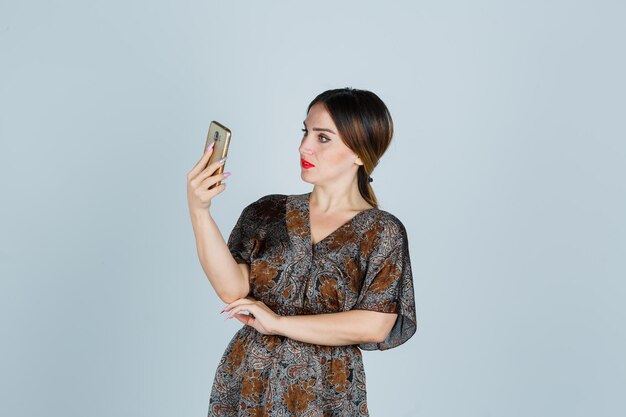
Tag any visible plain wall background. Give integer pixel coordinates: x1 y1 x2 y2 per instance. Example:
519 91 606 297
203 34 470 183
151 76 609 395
1 1 624 416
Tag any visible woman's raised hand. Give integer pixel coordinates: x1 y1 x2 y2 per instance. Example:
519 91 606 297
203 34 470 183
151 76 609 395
186 142 231 212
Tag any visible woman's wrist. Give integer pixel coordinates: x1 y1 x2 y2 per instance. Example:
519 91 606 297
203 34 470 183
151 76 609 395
272 315 287 337
190 207 213 222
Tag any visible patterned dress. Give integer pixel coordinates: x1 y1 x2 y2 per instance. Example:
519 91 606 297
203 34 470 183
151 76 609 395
208 192 417 417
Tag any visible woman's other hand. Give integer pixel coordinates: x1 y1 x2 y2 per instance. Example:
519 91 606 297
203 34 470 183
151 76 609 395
186 142 231 212
221 296 282 336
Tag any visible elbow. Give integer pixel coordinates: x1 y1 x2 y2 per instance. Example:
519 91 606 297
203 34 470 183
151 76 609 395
215 266 251 304
217 289 248 304
360 324 390 345
368 313 398 344
370 329 390 344
360 330 387 345
216 279 249 303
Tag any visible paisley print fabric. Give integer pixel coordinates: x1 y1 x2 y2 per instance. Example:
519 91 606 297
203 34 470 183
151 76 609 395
208 192 417 416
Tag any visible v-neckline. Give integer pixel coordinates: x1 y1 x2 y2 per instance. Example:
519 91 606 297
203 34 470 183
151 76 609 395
304 192 377 248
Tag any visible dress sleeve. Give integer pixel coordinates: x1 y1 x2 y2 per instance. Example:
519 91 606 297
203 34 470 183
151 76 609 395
354 218 417 351
227 202 258 265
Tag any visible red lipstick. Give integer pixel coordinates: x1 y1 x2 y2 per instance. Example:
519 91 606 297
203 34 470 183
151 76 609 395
301 158 315 169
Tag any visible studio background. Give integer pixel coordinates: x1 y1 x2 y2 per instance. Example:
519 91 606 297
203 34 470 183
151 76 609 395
1 1 624 416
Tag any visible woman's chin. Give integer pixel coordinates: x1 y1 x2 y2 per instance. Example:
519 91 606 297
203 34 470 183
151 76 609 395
300 174 314 184
300 170 318 184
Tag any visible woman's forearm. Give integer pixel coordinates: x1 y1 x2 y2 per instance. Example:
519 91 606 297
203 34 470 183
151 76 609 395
190 209 249 303
274 309 397 346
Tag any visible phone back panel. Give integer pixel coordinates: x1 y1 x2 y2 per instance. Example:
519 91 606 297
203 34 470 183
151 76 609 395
205 121 232 189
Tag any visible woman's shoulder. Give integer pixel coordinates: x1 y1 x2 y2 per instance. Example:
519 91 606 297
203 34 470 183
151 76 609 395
241 193 289 220
367 208 409 239
249 193 289 206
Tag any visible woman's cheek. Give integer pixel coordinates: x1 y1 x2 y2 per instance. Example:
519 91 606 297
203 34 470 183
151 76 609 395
327 148 354 166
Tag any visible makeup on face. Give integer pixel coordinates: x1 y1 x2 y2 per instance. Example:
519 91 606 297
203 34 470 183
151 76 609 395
299 104 336 170
299 103 359 183
301 158 315 169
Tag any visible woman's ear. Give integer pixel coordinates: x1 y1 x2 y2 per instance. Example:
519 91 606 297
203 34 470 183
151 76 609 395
355 155 364 166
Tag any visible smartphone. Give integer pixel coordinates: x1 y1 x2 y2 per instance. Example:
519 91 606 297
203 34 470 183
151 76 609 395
204 121 232 189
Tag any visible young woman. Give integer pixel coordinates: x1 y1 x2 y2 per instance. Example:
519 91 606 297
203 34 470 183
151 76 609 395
187 88 417 416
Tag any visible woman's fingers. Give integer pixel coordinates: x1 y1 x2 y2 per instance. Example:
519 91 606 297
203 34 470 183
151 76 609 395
221 298 275 335
190 157 227 188
226 305 257 320
194 182 227 204
222 298 259 317
202 156 228 178
233 314 253 326
187 141 215 179
199 171 230 191
221 297 253 313
186 142 227 212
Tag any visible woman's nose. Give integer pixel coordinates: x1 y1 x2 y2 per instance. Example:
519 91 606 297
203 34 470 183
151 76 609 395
298 137 314 155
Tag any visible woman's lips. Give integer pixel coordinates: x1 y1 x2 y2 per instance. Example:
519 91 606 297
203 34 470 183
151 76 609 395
301 158 315 169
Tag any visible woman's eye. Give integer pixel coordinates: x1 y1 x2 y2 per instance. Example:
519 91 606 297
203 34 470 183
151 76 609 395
301 129 329 143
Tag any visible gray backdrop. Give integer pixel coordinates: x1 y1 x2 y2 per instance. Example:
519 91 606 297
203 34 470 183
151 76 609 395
1 1 624 416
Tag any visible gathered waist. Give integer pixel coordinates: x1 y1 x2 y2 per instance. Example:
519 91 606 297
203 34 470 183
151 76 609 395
234 324 363 359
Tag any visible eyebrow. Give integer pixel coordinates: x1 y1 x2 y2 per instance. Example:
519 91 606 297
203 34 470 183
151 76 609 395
303 121 337 135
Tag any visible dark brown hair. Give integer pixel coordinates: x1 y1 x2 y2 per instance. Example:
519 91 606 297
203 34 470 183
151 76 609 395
307 87 394 209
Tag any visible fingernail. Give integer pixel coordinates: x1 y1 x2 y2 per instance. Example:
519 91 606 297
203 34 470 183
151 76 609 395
205 141 215 153
218 156 228 164
223 172 231 177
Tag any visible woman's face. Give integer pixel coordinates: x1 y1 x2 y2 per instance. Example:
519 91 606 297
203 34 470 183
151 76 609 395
299 103 361 185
